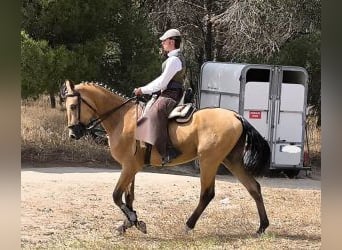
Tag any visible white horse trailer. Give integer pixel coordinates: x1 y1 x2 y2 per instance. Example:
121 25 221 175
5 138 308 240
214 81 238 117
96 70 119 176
198 62 310 176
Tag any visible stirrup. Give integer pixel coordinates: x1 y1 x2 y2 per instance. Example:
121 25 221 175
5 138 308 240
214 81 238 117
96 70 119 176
144 143 152 165
162 147 181 166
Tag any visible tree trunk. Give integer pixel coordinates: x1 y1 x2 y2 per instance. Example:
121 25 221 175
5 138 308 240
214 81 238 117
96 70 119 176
204 19 213 61
204 0 213 61
49 92 56 109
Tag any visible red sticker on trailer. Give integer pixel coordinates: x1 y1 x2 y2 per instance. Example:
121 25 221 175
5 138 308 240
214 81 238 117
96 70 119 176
249 111 262 119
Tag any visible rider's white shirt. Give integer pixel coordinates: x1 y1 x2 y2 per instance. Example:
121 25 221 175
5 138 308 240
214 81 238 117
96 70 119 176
140 49 182 95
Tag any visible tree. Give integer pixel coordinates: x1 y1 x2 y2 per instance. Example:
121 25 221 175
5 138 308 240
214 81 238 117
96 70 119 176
21 0 161 101
100 1 161 94
22 0 121 47
21 28 111 107
140 0 321 123
269 31 321 125
21 0 320 115
21 30 47 99
22 0 119 105
21 30 72 107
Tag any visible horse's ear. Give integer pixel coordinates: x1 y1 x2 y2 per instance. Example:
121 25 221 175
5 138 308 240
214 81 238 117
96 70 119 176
65 79 75 93
60 79 74 99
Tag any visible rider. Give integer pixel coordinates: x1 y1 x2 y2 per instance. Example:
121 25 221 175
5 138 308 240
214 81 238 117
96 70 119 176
134 28 186 165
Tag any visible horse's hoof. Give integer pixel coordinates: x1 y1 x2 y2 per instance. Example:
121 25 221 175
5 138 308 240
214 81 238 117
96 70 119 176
184 224 193 234
116 225 126 235
256 228 266 236
123 219 133 228
136 220 147 234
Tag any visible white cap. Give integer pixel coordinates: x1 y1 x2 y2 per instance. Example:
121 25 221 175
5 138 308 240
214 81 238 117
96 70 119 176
159 28 181 41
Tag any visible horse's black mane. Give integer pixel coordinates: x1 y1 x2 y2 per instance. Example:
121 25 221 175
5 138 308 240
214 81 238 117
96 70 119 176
80 81 129 100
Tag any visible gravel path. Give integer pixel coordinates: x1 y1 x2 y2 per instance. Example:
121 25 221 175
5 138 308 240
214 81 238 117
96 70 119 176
21 166 321 249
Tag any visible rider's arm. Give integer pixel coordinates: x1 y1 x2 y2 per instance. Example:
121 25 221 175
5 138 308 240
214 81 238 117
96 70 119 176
140 56 182 95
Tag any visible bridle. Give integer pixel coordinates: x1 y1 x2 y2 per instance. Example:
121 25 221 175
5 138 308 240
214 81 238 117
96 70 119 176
65 91 136 138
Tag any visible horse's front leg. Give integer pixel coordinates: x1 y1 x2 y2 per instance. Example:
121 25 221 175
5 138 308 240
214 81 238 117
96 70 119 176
119 177 147 234
113 170 146 234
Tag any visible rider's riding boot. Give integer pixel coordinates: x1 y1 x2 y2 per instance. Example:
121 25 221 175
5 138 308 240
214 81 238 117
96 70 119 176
144 143 152 165
162 147 181 166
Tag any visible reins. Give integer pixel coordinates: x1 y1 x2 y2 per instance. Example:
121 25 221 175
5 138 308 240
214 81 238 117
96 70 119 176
86 96 136 130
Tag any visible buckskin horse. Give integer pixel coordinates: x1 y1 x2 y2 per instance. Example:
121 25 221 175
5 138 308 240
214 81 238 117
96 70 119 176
61 80 270 235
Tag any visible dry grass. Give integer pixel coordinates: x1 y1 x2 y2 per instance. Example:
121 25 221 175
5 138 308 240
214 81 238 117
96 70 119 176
305 115 321 163
21 96 115 165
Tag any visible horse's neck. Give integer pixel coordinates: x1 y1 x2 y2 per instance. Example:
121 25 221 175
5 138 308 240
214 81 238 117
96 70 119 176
91 87 134 136
80 85 130 133
101 103 136 151
101 104 133 133
92 89 124 113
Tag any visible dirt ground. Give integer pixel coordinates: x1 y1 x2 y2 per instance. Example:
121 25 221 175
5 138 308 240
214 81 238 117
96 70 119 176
21 163 321 249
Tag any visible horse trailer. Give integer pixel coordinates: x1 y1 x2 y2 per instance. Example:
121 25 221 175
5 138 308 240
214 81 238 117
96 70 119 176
198 62 310 177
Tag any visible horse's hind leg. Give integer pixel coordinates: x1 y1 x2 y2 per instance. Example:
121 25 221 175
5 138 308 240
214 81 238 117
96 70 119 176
186 157 219 231
223 158 269 235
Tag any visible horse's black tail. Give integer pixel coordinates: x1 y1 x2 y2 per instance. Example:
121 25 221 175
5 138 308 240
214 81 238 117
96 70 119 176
236 114 271 176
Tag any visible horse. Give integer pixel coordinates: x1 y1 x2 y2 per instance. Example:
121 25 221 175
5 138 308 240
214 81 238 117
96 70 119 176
61 80 270 235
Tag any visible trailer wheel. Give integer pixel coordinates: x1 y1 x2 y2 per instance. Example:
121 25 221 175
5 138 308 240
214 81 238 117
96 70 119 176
192 160 230 175
192 159 200 170
284 169 300 178
216 165 231 175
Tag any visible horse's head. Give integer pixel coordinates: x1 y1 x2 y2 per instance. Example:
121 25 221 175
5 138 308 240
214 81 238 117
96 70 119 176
61 80 96 140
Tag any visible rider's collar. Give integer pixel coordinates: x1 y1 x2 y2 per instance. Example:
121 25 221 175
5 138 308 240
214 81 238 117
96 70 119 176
167 49 180 57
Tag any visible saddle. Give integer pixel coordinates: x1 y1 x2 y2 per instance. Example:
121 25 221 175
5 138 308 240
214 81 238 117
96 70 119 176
139 88 197 123
168 103 196 123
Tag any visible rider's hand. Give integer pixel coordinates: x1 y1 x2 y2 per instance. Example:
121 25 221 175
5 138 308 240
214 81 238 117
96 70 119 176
134 88 143 96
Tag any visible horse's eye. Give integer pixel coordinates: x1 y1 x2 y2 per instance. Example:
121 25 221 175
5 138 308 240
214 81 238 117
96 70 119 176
70 104 77 111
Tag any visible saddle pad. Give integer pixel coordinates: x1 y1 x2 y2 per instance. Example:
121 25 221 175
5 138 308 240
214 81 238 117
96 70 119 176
168 103 196 123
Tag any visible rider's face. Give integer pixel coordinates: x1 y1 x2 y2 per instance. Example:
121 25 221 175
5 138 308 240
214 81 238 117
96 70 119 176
161 38 174 53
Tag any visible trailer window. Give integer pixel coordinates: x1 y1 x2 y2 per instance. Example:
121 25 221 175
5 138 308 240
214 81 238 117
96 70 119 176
282 70 306 84
245 69 271 82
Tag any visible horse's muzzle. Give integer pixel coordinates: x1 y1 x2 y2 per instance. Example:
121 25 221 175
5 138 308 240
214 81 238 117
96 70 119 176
68 123 86 140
